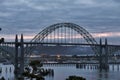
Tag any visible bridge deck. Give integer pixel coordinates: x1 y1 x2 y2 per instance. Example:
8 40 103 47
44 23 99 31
2 42 120 47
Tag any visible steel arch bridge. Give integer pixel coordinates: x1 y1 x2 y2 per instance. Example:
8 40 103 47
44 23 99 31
1 22 120 63
30 22 99 54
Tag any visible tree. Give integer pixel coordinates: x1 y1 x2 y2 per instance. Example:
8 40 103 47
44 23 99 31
0 77 5 80
66 76 86 80
23 60 50 80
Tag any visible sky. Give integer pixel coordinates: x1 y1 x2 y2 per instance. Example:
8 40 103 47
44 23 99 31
0 0 120 44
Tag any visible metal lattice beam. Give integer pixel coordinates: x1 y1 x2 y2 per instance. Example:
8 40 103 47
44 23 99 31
30 23 99 54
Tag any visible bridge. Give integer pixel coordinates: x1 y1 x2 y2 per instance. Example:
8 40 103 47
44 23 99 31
0 22 120 75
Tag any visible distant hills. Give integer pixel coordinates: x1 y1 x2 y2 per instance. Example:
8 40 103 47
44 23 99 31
31 46 94 55
0 45 95 56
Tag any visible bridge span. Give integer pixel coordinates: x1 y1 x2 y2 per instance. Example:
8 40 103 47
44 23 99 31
0 22 120 75
3 41 120 47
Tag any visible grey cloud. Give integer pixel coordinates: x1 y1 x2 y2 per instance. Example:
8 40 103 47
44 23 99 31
112 0 120 3
0 0 120 43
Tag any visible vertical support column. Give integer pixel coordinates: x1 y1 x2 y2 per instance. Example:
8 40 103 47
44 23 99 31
15 34 18 75
20 34 24 74
105 38 109 70
25 44 29 64
99 38 102 71
65 27 66 43
53 29 55 43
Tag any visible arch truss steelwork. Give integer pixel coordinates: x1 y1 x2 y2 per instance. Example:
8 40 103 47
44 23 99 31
31 23 99 54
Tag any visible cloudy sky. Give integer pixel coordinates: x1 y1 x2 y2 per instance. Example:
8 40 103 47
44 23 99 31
0 0 120 44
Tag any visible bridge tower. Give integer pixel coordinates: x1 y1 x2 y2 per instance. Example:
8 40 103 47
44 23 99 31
14 34 24 76
20 34 24 74
99 38 109 71
14 35 19 75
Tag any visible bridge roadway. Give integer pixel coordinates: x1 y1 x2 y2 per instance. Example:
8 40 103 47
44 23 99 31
2 42 120 47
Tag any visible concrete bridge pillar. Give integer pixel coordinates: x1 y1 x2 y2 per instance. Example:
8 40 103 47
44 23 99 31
99 38 102 70
105 38 109 70
20 34 24 74
15 35 19 75
14 34 25 77
99 38 109 71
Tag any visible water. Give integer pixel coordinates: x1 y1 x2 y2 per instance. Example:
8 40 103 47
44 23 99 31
44 64 120 80
0 63 14 80
1 63 120 80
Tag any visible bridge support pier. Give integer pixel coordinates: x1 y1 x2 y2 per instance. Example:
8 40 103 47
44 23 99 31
105 38 109 70
14 34 25 77
20 34 24 74
15 35 19 76
99 39 109 71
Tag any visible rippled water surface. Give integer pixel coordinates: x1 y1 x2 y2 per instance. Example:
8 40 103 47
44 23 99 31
0 64 14 80
44 64 120 80
1 64 120 80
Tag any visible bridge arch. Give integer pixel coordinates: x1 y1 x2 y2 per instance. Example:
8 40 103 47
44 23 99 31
31 23 99 54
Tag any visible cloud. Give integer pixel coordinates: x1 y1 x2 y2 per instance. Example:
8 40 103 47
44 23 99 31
19 0 49 10
74 0 96 5
112 0 120 3
2 31 120 43
92 32 120 38
2 0 22 6
18 0 68 11
0 12 12 17
0 34 34 42
0 0 120 44
74 0 120 8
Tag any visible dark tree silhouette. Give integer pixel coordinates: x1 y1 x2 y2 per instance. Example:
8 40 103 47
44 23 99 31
66 76 86 80
22 60 50 80
0 77 5 80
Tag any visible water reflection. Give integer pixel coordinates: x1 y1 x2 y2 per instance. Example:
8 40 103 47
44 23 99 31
97 71 108 80
0 63 14 80
1 63 120 80
44 64 120 80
